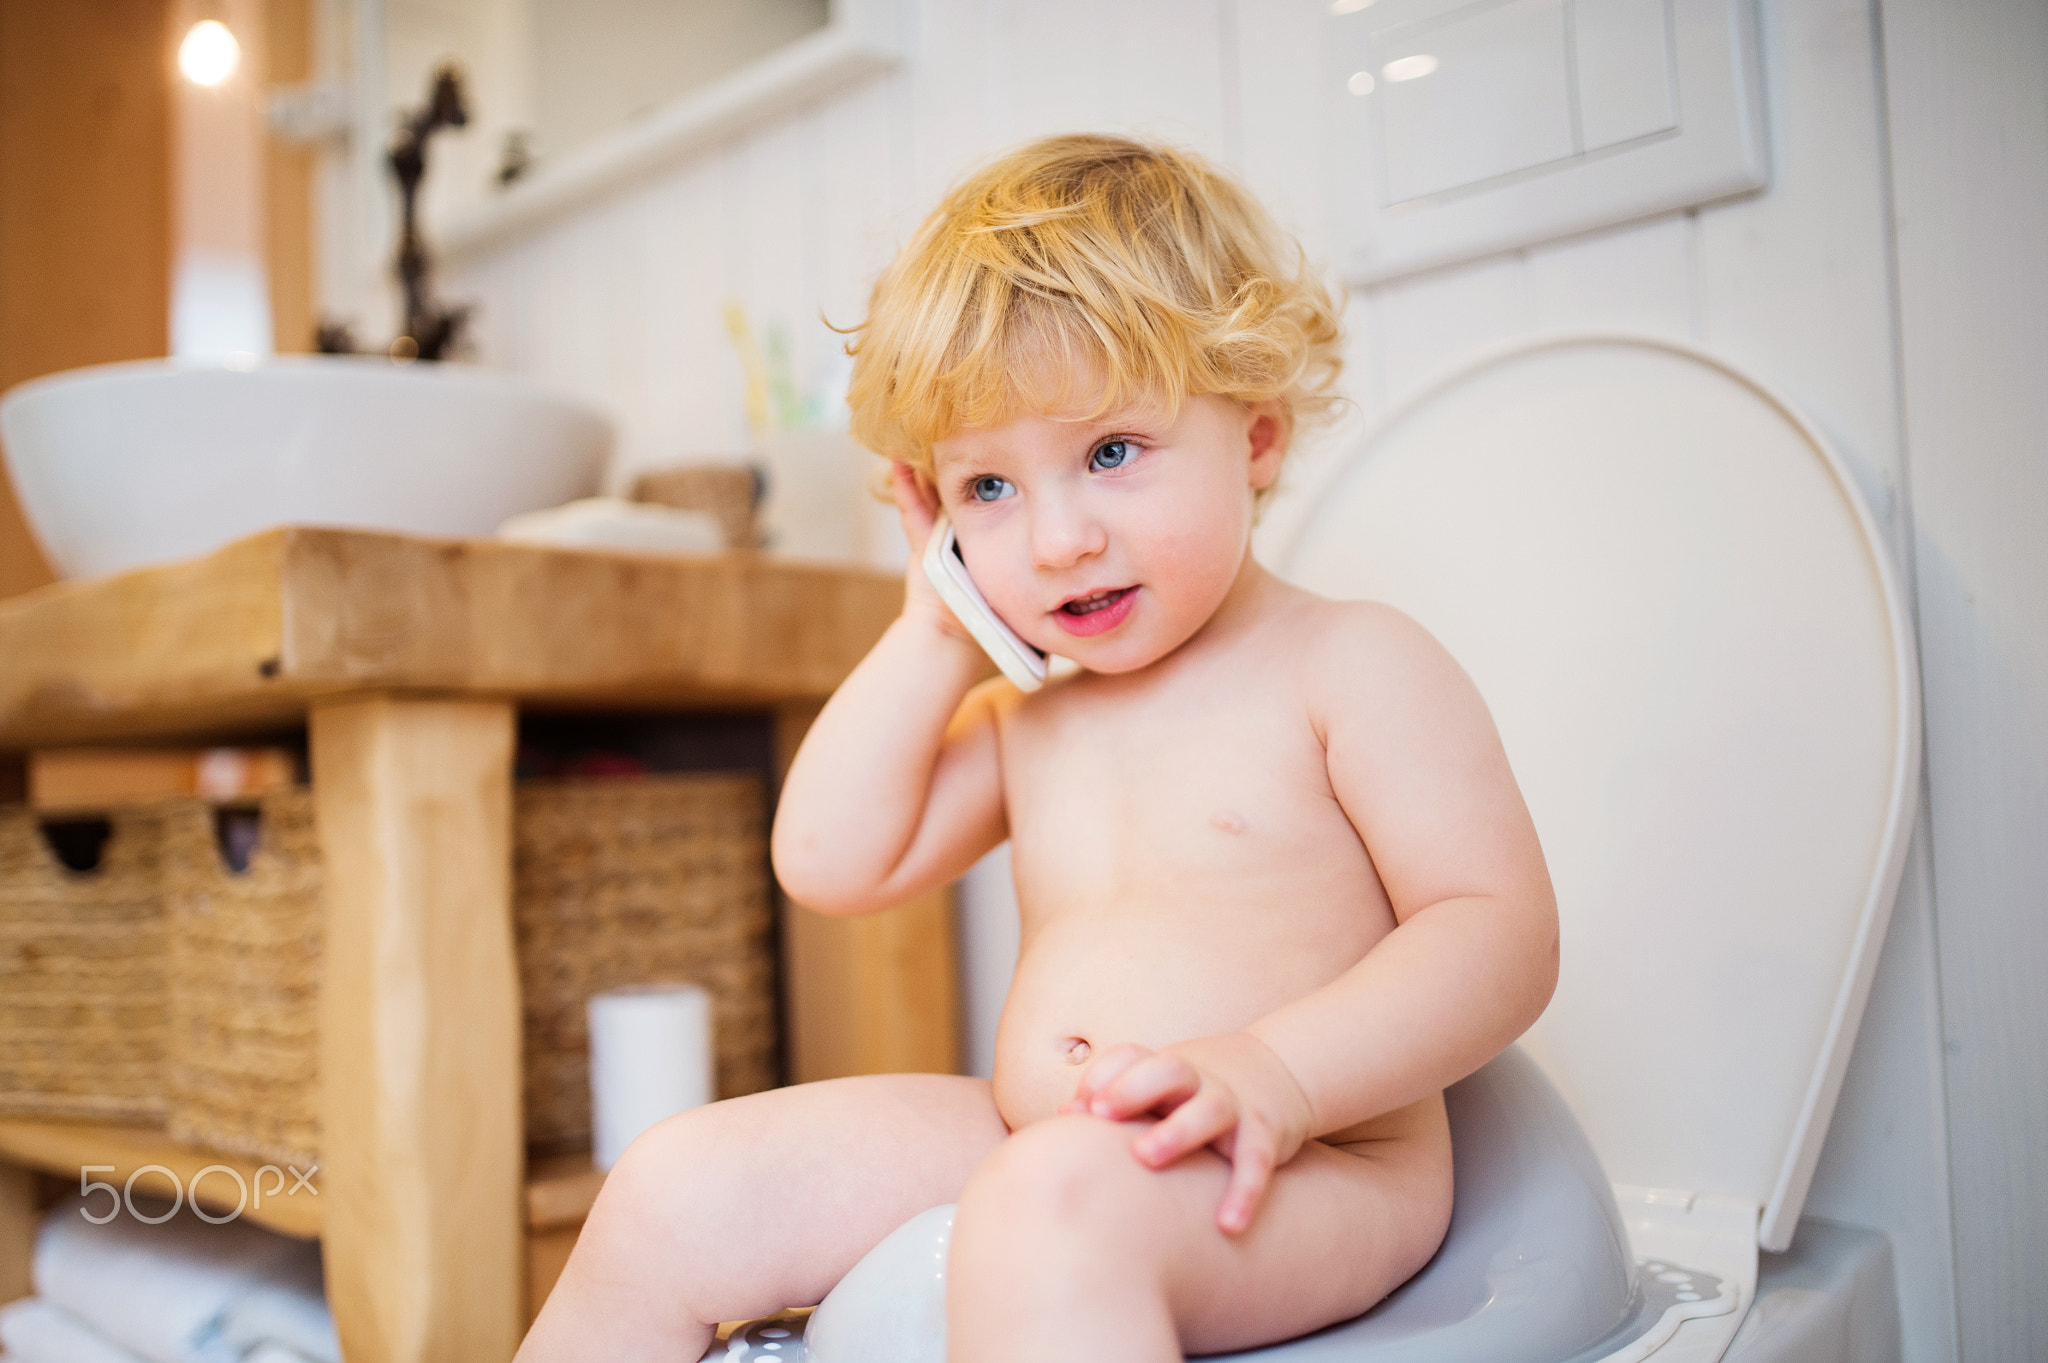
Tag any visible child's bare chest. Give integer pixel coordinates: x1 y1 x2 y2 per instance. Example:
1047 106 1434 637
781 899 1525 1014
996 674 1387 928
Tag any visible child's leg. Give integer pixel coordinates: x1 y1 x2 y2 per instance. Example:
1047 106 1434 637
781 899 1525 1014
947 1095 1453 1362
517 1073 1009 1363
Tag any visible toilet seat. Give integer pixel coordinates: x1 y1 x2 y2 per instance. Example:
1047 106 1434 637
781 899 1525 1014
1265 334 1918 1251
717 336 1919 1363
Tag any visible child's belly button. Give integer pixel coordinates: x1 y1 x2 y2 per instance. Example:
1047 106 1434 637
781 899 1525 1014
991 1037 1102 1127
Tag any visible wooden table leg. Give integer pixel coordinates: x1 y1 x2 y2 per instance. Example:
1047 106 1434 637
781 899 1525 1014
311 696 523 1363
773 704 962 1083
0 1158 33 1304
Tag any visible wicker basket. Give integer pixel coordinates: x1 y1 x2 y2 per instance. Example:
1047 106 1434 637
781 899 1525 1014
516 773 777 1151
630 463 763 549
0 805 169 1121
149 771 775 1163
162 790 324 1168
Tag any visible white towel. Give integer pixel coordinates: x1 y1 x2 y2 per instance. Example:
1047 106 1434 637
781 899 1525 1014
32 1194 325 1363
238 1346 323 1363
497 498 725 554
217 1275 339 1363
0 1298 151 1363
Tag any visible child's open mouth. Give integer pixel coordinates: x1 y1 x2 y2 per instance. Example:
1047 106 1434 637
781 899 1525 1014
1054 586 1138 637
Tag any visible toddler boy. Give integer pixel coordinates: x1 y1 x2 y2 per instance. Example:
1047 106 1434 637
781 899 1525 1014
519 134 1558 1362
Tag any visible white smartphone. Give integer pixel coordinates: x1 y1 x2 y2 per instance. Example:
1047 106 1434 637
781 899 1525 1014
921 515 1048 692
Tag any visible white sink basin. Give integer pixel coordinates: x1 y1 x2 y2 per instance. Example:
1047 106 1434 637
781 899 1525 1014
0 357 612 578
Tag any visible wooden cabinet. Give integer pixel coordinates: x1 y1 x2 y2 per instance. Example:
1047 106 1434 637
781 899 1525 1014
0 527 960 1357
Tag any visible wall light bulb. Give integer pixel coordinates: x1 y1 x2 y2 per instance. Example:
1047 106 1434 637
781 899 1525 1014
179 19 241 87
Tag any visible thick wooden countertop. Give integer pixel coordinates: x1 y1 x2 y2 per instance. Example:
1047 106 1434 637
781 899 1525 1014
0 527 902 748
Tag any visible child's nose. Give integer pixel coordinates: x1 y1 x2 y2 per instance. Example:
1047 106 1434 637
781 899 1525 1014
1027 499 1107 570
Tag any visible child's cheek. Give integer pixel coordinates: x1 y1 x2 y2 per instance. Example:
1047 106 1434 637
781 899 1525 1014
966 533 1042 636
1154 490 1243 599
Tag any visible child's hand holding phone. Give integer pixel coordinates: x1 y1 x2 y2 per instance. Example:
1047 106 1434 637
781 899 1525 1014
885 461 959 630
888 462 1047 692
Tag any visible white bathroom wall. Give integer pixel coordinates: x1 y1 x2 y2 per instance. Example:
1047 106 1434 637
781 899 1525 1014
1877 0 2048 1358
358 2 2048 1357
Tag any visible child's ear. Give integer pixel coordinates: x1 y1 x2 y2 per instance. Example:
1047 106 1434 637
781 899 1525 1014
1245 400 1289 491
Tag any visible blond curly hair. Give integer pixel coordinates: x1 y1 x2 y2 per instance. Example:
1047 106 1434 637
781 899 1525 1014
845 134 1344 480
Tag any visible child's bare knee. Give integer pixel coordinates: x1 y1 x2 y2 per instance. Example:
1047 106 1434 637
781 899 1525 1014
965 1115 1156 1230
596 1102 750 1244
612 1103 713 1182
574 1103 767 1327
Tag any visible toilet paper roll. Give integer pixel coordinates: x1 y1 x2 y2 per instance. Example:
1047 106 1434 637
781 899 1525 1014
588 984 715 1171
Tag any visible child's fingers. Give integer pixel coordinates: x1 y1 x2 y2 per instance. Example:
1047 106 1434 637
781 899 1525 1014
1088 1051 1198 1121
889 462 940 550
1216 1119 1279 1235
888 459 930 510
1131 1084 1234 1169
1068 1042 1152 1110
888 462 972 637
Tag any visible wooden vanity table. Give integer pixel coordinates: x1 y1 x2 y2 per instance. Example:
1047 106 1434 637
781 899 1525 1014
0 526 960 1361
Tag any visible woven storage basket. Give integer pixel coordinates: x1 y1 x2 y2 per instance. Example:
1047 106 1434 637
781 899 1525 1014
153 772 775 1162
162 790 323 1168
517 772 777 1151
0 805 169 1121
630 463 762 549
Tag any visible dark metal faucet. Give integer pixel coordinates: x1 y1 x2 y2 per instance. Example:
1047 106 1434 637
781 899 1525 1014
318 63 472 361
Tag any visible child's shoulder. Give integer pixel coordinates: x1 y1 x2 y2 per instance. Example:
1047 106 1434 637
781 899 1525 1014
1283 591 1477 716
1283 586 1444 664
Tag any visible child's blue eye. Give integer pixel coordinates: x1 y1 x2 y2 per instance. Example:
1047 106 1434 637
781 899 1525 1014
971 475 1014 502
1090 440 1134 471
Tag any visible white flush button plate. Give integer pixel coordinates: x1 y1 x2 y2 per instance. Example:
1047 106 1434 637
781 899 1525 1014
1378 0 1579 203
1576 0 1680 150
1328 0 1766 283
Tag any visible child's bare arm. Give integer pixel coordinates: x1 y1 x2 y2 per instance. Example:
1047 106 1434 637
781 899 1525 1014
1072 604 1558 1229
771 470 1010 916
1249 603 1559 1126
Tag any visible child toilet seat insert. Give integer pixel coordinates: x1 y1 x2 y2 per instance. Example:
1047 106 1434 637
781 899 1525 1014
717 336 1919 1363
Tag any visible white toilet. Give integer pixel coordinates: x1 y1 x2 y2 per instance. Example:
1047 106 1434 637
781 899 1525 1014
718 335 1919 1363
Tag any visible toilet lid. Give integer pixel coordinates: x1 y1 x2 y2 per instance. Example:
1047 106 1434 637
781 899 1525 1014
1264 336 1918 1251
